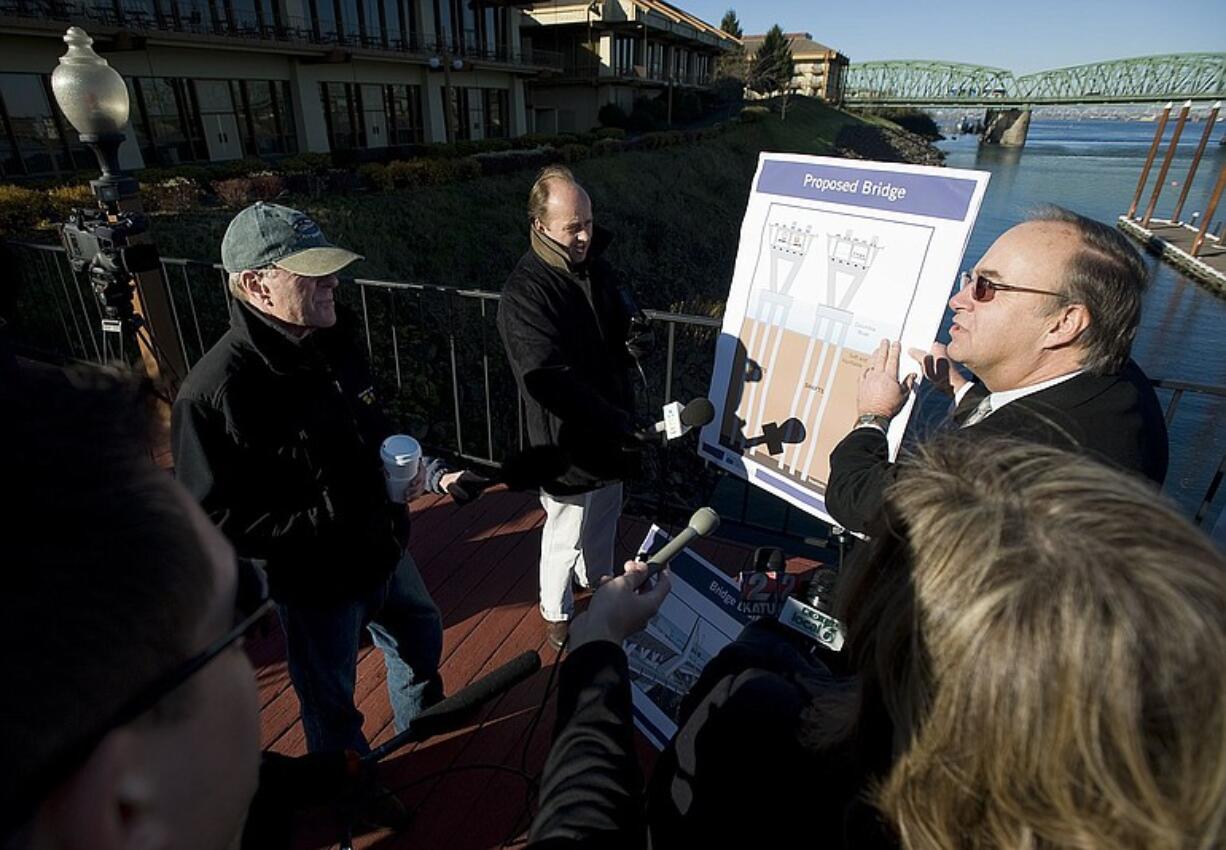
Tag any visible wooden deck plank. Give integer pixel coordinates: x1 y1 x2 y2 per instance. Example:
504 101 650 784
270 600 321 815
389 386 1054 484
256 487 826 849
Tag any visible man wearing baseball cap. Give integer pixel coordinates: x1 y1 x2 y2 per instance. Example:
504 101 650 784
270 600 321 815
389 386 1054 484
172 202 460 759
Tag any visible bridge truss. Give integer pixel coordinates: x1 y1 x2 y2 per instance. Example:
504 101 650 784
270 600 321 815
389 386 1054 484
844 53 1226 107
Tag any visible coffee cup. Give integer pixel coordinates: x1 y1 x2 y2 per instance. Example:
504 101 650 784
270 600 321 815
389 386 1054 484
380 435 421 503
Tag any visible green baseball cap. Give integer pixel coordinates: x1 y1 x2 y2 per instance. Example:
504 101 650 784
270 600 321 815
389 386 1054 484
221 201 363 276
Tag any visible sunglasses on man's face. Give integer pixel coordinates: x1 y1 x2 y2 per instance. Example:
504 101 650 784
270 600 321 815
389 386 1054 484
2 559 273 836
960 271 1067 303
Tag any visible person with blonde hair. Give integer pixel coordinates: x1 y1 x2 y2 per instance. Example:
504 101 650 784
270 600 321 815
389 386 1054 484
649 437 1226 850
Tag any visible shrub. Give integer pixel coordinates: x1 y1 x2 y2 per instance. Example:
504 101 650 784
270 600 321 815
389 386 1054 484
387 159 428 189
597 102 629 129
590 137 625 157
212 177 254 207
559 143 589 163
594 127 626 140
359 162 391 191
47 183 95 218
474 147 558 176
0 184 51 235
248 173 285 200
324 169 359 193
142 177 199 213
628 96 667 132
675 91 702 123
639 130 684 150
740 105 770 123
279 152 332 174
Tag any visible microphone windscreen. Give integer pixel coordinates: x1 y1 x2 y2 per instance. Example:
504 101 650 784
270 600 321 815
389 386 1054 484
498 445 571 490
680 397 716 428
688 506 720 537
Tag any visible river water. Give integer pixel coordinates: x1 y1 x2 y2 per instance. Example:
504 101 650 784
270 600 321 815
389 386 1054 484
936 119 1225 536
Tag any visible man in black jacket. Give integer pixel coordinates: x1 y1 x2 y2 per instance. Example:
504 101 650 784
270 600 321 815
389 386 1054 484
497 166 639 651
172 202 459 755
826 206 1168 533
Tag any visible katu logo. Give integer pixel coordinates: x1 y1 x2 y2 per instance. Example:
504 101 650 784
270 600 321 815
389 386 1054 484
292 216 322 238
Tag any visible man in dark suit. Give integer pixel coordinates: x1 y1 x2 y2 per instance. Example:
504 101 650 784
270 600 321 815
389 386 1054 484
826 206 1168 533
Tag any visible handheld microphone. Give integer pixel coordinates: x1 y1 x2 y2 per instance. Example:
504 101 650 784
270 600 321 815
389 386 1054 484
641 507 720 583
636 397 715 442
361 650 542 764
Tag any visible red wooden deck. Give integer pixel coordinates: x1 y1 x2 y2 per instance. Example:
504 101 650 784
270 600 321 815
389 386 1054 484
249 486 818 849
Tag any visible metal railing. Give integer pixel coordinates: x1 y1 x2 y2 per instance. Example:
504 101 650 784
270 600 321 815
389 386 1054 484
8 241 1225 540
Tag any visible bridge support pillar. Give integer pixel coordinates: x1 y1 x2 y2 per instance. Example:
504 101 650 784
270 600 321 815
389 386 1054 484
982 108 1031 146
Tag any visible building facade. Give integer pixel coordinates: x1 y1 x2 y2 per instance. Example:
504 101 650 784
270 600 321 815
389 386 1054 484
742 32 847 104
0 0 562 177
519 0 736 135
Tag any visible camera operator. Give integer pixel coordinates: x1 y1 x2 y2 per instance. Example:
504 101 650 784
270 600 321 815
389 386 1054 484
648 437 1226 850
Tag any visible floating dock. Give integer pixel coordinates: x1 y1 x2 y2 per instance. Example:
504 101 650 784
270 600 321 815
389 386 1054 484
1117 217 1226 294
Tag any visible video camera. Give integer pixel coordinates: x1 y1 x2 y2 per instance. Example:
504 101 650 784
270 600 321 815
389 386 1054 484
60 207 162 332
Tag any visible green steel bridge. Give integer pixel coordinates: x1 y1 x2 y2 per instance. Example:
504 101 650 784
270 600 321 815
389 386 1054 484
844 54 1226 107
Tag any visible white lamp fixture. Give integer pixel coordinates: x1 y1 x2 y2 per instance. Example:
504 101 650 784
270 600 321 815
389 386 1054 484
51 27 133 191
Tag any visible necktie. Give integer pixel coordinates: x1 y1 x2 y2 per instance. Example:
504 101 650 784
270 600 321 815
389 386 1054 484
962 396 993 428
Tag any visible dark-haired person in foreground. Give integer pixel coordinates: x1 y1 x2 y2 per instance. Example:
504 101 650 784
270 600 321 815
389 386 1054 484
1 368 264 850
647 438 1226 850
826 206 1169 533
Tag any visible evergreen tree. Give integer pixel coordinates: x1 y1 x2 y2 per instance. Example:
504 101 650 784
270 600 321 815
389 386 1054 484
748 25 794 97
719 8 742 38
715 7 747 88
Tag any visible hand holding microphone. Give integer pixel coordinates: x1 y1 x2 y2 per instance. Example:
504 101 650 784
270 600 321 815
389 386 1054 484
632 397 716 445
569 561 672 651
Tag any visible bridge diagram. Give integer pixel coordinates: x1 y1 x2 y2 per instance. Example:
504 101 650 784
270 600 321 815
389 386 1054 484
845 53 1226 108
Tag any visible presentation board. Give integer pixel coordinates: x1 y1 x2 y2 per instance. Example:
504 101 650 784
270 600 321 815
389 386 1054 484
699 154 990 525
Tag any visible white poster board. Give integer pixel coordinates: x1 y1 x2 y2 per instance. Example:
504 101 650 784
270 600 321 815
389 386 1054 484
699 154 990 525
624 525 753 749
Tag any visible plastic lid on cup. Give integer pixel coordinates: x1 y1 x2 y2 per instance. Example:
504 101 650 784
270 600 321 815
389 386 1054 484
380 434 421 466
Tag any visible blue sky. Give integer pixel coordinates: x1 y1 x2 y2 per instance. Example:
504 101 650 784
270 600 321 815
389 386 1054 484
680 1 1224 75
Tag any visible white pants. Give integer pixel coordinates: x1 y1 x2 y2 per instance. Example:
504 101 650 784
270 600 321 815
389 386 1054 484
538 482 623 622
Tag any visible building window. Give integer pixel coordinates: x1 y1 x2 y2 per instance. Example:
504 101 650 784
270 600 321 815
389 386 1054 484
320 81 364 149
647 42 663 79
441 85 470 141
482 88 508 138
613 35 639 76
0 73 84 177
243 80 298 154
128 76 207 165
311 0 338 42
387 84 423 144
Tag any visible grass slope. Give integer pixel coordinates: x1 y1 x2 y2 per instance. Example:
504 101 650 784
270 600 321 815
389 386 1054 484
150 99 863 312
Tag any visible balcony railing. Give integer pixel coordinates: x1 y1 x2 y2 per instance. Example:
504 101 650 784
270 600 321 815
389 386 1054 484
8 240 1225 543
0 1 563 69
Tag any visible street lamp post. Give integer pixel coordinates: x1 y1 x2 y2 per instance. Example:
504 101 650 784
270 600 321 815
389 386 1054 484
49 26 187 387
51 26 136 202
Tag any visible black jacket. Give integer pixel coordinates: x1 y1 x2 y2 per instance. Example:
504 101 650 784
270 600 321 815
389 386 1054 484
528 641 647 849
171 300 407 602
647 618 896 849
826 360 1170 532
497 231 637 495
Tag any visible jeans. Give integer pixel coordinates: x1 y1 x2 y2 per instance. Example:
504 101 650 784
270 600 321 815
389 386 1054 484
277 551 444 754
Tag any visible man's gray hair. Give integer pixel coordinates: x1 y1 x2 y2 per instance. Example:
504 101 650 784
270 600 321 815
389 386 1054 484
1031 205 1149 375
227 271 247 302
